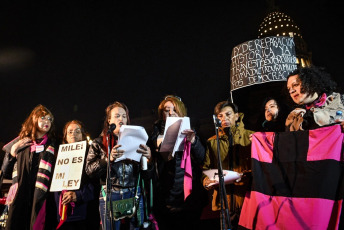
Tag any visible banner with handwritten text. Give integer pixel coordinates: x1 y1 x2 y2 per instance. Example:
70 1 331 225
50 141 86 192
230 36 297 91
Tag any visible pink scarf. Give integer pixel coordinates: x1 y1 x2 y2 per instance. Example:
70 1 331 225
180 137 192 200
30 134 48 152
305 93 327 110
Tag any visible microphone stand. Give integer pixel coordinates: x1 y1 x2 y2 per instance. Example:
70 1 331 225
105 132 114 230
213 115 232 230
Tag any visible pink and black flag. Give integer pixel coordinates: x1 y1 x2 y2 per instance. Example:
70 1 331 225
239 125 344 230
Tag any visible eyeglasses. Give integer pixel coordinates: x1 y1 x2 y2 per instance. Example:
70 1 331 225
67 129 82 135
40 116 53 122
164 95 182 101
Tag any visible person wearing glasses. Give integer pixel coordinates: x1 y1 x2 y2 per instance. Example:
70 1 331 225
53 120 100 230
1 104 56 230
285 65 344 131
147 95 207 230
260 97 289 132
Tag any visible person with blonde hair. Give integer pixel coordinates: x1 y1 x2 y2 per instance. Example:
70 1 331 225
148 95 207 230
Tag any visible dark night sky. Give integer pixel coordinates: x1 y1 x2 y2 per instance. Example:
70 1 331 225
1 0 343 145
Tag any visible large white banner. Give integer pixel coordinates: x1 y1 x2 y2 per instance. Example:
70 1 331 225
50 141 86 192
230 36 297 91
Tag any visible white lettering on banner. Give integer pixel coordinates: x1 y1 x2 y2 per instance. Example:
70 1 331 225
230 36 297 91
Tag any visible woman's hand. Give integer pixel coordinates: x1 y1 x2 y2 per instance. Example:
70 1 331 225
203 177 217 190
110 144 124 162
62 191 77 205
181 129 196 144
10 137 32 157
136 144 151 160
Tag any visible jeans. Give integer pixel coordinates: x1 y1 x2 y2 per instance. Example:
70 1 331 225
99 186 144 230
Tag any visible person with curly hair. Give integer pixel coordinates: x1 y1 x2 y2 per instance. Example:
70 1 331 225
286 65 344 131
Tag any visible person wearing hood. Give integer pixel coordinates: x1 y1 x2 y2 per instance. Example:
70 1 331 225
202 101 254 230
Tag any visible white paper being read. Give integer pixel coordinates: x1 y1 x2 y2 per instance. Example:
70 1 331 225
159 117 190 157
203 169 242 187
116 125 148 163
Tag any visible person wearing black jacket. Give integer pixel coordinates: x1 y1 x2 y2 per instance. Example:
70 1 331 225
1 104 56 230
85 101 152 230
147 95 207 230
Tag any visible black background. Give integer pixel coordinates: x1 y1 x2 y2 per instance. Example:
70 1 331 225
1 0 343 145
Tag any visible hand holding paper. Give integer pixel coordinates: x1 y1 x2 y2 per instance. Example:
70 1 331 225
116 125 148 163
159 117 191 157
181 129 196 144
203 169 242 188
110 144 124 162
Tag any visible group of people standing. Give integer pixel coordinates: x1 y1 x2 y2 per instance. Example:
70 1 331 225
1 64 344 230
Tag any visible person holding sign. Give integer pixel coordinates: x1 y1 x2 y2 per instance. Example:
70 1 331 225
202 101 254 230
53 120 99 230
1 104 56 230
147 95 207 230
85 101 151 230
285 65 344 131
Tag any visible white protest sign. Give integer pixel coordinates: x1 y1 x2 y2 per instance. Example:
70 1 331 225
50 140 86 192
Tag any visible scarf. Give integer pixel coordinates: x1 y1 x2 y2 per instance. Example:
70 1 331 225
5 138 55 230
305 93 327 110
180 137 192 200
30 134 48 152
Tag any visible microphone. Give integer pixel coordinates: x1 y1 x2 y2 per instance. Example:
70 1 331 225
213 115 221 128
107 123 116 134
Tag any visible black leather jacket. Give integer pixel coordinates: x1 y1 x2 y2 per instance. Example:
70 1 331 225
85 136 140 189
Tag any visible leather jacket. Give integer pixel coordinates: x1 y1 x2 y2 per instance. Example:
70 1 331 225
85 136 140 189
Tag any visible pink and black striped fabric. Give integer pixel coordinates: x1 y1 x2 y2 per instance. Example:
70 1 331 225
239 125 344 230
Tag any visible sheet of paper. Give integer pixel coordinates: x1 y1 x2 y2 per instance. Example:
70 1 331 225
159 117 190 157
203 169 242 187
116 125 148 162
